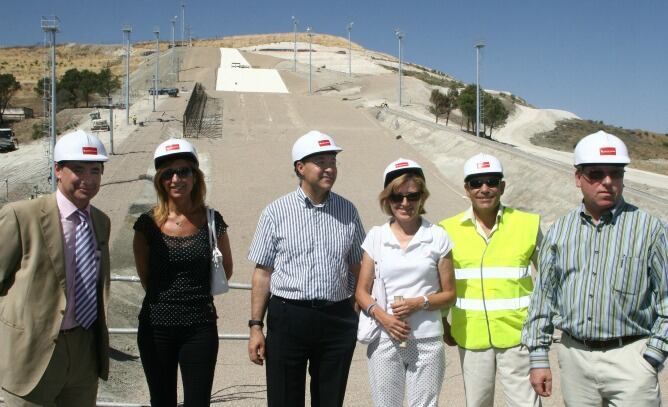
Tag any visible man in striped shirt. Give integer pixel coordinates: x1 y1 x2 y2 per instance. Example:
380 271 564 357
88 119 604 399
247 130 365 407
522 131 668 406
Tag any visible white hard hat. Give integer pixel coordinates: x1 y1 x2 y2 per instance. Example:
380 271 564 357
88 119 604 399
54 129 108 162
463 153 503 179
154 138 199 169
291 130 343 163
383 158 424 187
573 130 630 166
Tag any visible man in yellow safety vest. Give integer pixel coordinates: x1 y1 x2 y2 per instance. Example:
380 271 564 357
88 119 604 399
440 153 541 407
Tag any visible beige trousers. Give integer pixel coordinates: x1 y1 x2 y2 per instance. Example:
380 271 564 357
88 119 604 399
459 345 541 407
558 334 660 406
2 327 98 407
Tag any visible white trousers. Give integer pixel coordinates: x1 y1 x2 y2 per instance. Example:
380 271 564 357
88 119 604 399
367 337 445 407
558 334 661 406
459 345 540 407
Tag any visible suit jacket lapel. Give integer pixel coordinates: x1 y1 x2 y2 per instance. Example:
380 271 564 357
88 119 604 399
40 194 67 291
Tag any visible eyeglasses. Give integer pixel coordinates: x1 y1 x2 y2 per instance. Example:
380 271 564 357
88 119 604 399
467 177 501 189
582 168 624 182
389 192 421 203
160 167 193 181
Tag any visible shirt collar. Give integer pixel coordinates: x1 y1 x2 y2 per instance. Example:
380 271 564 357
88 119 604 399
382 218 434 248
459 203 505 225
296 186 332 208
579 197 626 225
56 189 91 219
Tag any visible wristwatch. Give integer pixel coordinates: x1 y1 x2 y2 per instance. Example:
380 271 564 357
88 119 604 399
422 295 430 310
248 319 264 328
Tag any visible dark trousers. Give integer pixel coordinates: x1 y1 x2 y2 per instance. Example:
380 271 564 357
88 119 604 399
137 321 219 407
266 296 358 407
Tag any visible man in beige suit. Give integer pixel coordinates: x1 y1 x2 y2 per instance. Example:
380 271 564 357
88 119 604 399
0 130 111 407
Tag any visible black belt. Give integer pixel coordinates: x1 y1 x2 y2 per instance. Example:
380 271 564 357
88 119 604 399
272 295 343 309
563 332 646 350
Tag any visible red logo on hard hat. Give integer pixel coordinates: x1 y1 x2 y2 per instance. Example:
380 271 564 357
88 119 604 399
395 162 409 168
318 139 331 147
477 162 490 169
166 144 181 151
82 147 98 155
600 147 617 156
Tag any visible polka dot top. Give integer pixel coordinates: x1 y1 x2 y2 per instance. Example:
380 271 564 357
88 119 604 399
133 209 228 326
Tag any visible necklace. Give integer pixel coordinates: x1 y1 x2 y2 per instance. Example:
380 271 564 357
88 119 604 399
174 215 187 227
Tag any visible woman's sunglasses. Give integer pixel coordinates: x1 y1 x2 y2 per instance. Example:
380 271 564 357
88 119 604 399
160 167 193 181
467 177 501 189
389 192 421 203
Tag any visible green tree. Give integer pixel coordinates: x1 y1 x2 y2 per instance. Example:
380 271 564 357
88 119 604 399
483 94 509 138
34 77 53 98
443 87 459 126
58 69 82 107
428 89 448 123
96 67 121 98
78 70 99 108
457 84 477 133
0 73 21 124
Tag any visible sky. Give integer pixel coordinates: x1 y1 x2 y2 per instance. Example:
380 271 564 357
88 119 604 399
2 0 667 134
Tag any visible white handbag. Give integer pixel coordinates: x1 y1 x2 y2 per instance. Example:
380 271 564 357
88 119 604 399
207 207 229 296
357 228 386 344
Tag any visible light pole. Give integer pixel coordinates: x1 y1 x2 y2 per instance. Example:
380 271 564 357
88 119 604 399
153 26 160 112
475 41 485 137
292 16 298 72
347 22 353 77
306 26 312 94
41 16 59 192
122 25 132 125
394 29 404 107
170 16 177 48
181 2 186 47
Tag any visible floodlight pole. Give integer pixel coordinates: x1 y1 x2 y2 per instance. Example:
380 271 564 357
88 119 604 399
181 2 186 47
292 16 298 72
347 22 353 77
171 17 177 48
153 27 160 112
307 26 312 95
42 16 59 192
475 42 485 137
122 25 132 125
394 29 404 107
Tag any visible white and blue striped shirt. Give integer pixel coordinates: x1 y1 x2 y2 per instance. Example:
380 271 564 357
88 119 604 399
248 187 365 301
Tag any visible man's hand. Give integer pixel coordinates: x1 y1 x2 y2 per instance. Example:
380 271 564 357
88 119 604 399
442 319 457 346
529 368 552 397
248 328 266 365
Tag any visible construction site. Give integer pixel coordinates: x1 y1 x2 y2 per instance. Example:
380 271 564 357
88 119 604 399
0 19 667 407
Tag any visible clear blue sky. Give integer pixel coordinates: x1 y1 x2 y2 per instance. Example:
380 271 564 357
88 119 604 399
2 0 667 134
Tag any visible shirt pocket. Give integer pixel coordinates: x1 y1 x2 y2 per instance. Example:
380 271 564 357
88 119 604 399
612 254 646 295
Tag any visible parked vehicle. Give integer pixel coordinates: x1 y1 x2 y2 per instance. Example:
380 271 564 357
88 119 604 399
89 110 101 120
148 87 179 96
91 119 110 131
0 128 18 152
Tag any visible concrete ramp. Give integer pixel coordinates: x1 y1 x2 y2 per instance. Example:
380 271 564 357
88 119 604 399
215 48 288 93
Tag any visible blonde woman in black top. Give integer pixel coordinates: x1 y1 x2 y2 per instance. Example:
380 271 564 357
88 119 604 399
133 138 233 407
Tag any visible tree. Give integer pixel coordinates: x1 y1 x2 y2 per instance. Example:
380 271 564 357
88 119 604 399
457 84 477 133
58 69 82 107
428 89 448 123
483 94 509 138
96 67 120 98
443 87 459 126
34 77 53 98
0 73 21 124
78 70 98 108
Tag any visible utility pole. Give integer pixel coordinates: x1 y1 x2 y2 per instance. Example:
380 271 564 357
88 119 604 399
306 26 312 95
41 16 59 192
394 29 404 107
181 2 186 47
153 27 160 112
292 16 298 72
347 22 353 77
107 96 114 155
475 41 485 137
122 25 132 125
170 16 177 48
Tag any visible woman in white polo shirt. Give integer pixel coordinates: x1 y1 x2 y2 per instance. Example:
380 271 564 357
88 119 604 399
355 158 457 407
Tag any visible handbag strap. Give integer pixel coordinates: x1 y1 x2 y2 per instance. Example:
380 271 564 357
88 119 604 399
206 207 216 250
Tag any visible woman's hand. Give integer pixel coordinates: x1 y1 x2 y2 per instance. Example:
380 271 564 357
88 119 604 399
376 310 411 341
390 297 422 318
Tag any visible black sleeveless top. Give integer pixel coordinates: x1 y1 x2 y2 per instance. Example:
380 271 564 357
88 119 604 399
133 210 227 326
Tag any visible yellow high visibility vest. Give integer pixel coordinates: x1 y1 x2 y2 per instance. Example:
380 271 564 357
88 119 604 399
439 207 539 349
